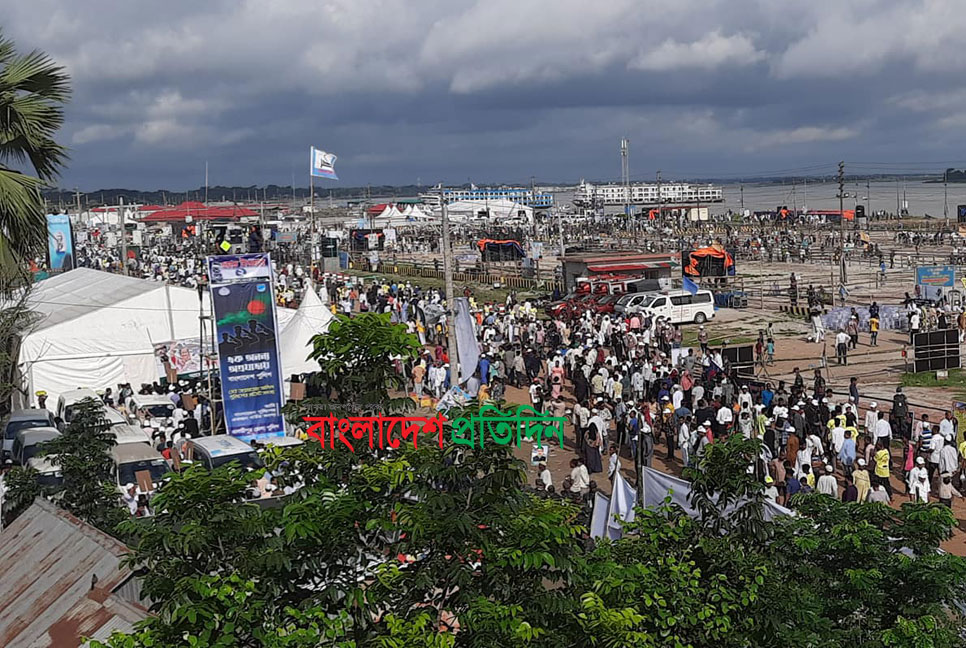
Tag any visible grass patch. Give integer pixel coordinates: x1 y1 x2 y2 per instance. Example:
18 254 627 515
901 368 966 391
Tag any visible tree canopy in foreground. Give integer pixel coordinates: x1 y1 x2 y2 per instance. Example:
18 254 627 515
87 314 966 647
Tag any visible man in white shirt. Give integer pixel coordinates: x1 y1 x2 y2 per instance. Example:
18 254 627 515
929 432 945 482
537 463 552 489
607 445 620 480
122 484 139 515
830 423 846 468
738 385 753 412
939 411 955 440
874 412 893 443
764 475 779 502
716 402 734 433
817 464 838 497
909 457 929 502
570 459 590 493
835 329 850 365
864 402 878 435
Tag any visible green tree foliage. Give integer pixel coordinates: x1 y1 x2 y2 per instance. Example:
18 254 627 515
289 312 420 419
86 316 966 647
90 431 966 648
1 464 40 524
0 33 69 290
34 398 125 533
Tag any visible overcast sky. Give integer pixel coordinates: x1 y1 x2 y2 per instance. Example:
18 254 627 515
8 0 966 190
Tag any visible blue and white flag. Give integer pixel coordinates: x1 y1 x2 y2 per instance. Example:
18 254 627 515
683 276 699 295
310 147 338 180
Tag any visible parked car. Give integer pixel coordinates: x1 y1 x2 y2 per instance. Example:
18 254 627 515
9 427 61 466
2 409 56 458
590 293 621 314
184 435 264 471
109 423 152 446
112 443 170 492
126 393 176 422
614 292 657 314
27 456 64 488
54 388 102 430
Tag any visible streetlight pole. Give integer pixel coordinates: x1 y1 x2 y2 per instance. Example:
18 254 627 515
837 161 846 285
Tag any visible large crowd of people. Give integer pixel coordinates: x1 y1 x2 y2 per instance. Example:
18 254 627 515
26 223 966 526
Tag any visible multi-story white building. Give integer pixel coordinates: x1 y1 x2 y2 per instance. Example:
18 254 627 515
573 180 723 206
419 186 554 209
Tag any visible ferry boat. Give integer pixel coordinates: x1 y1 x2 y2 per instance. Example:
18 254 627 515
419 186 554 209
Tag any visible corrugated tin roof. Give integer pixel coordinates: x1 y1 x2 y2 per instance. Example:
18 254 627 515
0 499 148 648
26 268 162 332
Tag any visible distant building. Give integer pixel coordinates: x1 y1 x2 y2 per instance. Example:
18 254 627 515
559 252 680 292
420 186 554 209
573 180 723 207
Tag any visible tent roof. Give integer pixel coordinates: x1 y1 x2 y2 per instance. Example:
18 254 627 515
279 287 334 377
26 268 163 332
138 201 258 223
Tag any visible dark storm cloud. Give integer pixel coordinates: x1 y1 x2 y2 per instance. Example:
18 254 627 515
6 0 966 190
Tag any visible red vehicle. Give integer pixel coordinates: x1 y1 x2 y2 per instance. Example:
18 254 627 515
589 293 620 314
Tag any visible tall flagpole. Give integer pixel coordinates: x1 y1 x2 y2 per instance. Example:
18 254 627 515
309 148 315 270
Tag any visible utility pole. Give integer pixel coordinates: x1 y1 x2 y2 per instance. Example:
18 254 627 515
205 161 209 205
656 170 662 221
620 138 630 223
866 177 871 221
896 177 900 218
74 188 82 224
119 196 127 276
944 168 949 225
837 161 846 285
440 190 459 385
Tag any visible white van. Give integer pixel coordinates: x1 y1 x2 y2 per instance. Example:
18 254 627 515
55 388 102 429
636 290 715 325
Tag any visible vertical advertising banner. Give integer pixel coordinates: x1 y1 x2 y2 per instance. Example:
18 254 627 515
46 214 74 272
207 253 285 442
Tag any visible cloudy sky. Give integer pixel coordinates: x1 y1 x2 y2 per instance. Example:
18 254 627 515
7 0 966 190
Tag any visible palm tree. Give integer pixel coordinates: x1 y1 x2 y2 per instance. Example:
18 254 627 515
0 34 69 292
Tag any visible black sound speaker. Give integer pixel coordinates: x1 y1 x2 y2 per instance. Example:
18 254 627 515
721 345 755 375
855 205 866 219
913 329 961 372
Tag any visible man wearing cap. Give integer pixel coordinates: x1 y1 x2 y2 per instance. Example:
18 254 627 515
909 457 930 502
35 390 48 410
864 402 878 436
928 429 945 483
853 458 872 502
737 384 753 412
764 475 779 502
817 464 838 497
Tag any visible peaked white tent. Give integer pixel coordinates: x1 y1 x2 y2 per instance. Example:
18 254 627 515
278 287 334 382
14 268 295 408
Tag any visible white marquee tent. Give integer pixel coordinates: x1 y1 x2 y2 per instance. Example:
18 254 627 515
278 286 334 392
14 268 297 408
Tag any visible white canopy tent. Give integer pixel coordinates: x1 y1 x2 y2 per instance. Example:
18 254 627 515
278 287 334 388
14 268 295 408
